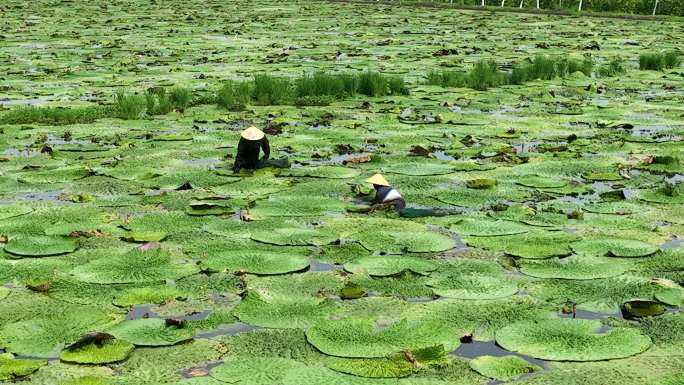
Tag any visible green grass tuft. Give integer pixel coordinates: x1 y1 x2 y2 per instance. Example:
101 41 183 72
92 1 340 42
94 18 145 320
640 51 681 70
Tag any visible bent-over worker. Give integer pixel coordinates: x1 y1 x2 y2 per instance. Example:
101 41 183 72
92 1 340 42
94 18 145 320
366 173 406 211
232 126 270 173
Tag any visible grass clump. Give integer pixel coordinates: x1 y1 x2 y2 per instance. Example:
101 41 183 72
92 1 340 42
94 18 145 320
114 91 146 120
598 58 627 77
216 80 251 111
215 71 409 109
639 51 681 70
508 55 593 84
252 74 293 105
0 105 110 125
427 55 593 90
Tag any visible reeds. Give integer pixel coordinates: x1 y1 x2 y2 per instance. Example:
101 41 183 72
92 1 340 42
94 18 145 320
639 51 681 70
427 55 593 90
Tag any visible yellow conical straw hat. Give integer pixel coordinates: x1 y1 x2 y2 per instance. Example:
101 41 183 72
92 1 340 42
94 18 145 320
365 173 390 187
241 126 265 141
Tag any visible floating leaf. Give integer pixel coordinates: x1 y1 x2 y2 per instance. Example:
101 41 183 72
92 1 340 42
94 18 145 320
233 292 338 329
0 205 33 220
572 238 659 258
0 353 46 380
519 256 630 280
4 235 79 257
345 256 438 277
201 248 310 275
306 318 459 358
211 357 306 385
71 248 199 284
465 231 580 259
108 318 194 346
469 355 541 381
495 319 651 361
60 337 134 364
324 345 449 378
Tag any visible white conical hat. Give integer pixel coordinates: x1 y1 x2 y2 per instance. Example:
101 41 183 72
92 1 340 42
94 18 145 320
365 173 390 187
241 126 265 141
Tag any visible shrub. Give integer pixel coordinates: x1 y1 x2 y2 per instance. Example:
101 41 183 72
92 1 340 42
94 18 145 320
294 95 335 107
168 87 192 109
0 105 109 125
640 51 681 71
217 80 251 110
467 61 506 90
358 71 389 96
114 91 146 120
388 76 410 95
663 51 682 69
145 88 174 115
295 72 348 98
252 74 293 105
599 58 627 77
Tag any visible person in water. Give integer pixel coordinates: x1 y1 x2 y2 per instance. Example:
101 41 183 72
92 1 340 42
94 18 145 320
366 173 406 211
232 126 270 173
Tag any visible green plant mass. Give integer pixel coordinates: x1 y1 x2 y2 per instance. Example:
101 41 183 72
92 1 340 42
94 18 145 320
0 0 682 384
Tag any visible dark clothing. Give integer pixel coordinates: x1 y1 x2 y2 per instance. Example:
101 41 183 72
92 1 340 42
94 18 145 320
372 185 406 211
233 137 270 172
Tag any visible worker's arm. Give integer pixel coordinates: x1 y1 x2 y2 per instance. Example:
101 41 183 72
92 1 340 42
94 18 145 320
232 138 247 172
261 137 270 160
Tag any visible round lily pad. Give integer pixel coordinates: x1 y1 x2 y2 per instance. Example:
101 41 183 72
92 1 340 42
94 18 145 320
572 238 659 258
469 355 541 381
4 235 79 257
519 256 630 280
0 205 33 220
113 287 185 307
515 175 568 189
466 231 580 259
449 217 529 237
495 319 652 361
71 248 199 284
211 357 306 385
324 345 448 378
283 166 360 179
383 162 454 176
344 256 438 277
60 337 134 364
621 300 667 319
251 226 338 246
201 249 310 275
107 318 194 346
305 318 460 358
427 274 518 300
233 292 338 329
655 287 684 307
0 353 46 381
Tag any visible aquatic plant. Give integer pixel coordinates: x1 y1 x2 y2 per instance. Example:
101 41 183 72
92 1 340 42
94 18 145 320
114 90 146 120
640 51 681 70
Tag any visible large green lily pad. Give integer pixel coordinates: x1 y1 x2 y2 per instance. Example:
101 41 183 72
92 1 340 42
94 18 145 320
108 318 194 346
469 355 541 381
4 235 79 257
71 247 199 284
495 319 652 361
306 318 460 358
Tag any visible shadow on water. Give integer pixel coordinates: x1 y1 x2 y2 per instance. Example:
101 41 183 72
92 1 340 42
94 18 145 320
307 258 343 272
661 239 681 250
450 340 547 369
195 322 261 339
178 360 224 378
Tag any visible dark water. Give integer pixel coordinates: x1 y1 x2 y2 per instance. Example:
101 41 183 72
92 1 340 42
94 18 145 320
195 322 261 339
307 258 343 272
450 340 547 369
178 360 224 378
661 239 681 250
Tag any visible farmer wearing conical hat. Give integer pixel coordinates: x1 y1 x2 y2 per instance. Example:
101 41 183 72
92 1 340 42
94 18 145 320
232 126 270 173
366 173 406 211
